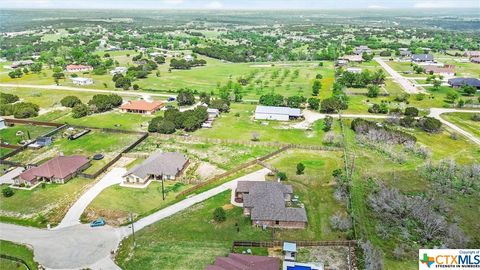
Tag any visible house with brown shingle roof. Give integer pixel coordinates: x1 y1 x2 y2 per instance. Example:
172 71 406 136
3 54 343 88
14 155 90 187
120 100 164 114
205 253 280 270
65 64 93 73
235 181 307 229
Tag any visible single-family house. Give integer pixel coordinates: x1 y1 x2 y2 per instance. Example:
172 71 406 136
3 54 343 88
464 51 480 58
15 155 90 186
346 67 362 74
353 45 371 55
423 65 455 77
184 55 195 62
123 152 189 185
336 59 348 67
254 106 302 121
65 64 93 73
110 66 128 75
0 117 6 130
149 52 163 57
447 78 480 89
235 181 308 229
470 57 480 64
71 77 93 86
339 55 363 62
205 253 280 270
120 100 164 114
411 54 434 63
399 50 412 58
11 60 34 68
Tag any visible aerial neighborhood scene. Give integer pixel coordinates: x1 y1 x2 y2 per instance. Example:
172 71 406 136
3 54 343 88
0 0 479 269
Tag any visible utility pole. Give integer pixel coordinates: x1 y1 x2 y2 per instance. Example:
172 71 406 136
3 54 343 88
161 179 165 200
129 212 136 248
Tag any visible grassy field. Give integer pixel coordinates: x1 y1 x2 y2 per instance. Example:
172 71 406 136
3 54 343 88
0 51 334 100
441 112 480 138
0 177 92 227
0 240 38 270
0 124 53 145
84 181 193 225
341 118 479 270
194 103 328 146
116 191 272 269
54 111 156 131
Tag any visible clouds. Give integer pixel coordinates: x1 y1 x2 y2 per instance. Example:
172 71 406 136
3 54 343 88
205 1 223 9
413 1 477 8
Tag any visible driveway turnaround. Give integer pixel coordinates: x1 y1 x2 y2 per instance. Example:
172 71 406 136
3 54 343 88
429 108 480 145
0 168 271 269
55 167 126 229
375 57 423 94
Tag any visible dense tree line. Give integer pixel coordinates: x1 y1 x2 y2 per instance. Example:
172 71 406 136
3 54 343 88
148 107 208 133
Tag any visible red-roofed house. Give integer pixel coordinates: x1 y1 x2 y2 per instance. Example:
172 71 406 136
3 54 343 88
65 64 93 73
120 100 164 114
424 65 455 77
204 253 280 270
14 155 90 187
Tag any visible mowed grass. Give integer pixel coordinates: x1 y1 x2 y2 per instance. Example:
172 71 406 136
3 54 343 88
441 112 480 138
0 124 54 145
0 240 38 270
0 177 92 227
194 103 327 146
116 191 272 270
84 181 193 225
55 110 156 131
268 149 347 241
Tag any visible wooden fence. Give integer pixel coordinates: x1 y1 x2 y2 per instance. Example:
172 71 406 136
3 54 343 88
175 146 290 199
149 133 342 151
4 118 64 127
232 240 356 248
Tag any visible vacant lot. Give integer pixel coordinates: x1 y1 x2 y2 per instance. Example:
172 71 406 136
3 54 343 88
55 111 156 131
0 177 92 227
441 112 480 138
0 123 54 146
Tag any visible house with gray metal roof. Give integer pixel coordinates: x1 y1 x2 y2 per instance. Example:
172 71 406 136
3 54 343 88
123 152 189 185
254 106 302 121
411 54 434 63
235 181 307 229
447 77 480 89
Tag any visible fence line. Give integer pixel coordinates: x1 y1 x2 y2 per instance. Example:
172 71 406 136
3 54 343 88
3 118 64 127
232 240 356 248
175 146 290 199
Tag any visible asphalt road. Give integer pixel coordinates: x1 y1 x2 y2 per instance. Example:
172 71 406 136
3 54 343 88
374 57 423 94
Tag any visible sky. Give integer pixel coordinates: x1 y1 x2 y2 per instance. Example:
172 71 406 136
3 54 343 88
0 0 479 10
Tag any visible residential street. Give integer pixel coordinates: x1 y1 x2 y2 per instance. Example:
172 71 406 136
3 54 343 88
55 167 126 229
374 57 424 94
0 168 271 269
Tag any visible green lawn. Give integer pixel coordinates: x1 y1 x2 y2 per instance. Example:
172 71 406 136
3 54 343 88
0 240 38 270
84 181 192 225
194 103 328 146
54 111 156 131
0 124 54 145
7 129 141 173
441 112 480 138
0 177 92 227
116 191 272 270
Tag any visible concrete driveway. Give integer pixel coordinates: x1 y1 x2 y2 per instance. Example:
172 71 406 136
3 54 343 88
55 167 126 229
375 57 423 94
0 167 24 185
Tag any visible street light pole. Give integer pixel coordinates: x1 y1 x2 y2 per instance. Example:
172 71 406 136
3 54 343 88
129 212 136 248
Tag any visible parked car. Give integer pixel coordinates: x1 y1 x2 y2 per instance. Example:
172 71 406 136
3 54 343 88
167 97 176 102
90 218 106 227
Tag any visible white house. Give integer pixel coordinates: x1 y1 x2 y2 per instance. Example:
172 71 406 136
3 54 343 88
71 77 93 86
254 106 302 121
110 66 128 75
0 117 6 130
184 55 194 62
346 67 362 73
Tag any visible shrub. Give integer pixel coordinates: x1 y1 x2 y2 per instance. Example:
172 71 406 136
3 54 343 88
2 187 14 197
471 114 480 122
213 207 226 222
177 89 196 106
366 85 380 98
296 163 305 175
307 98 320 110
276 171 287 181
418 117 442 133
72 103 89 118
0 92 19 104
60 96 82 108
404 107 419 117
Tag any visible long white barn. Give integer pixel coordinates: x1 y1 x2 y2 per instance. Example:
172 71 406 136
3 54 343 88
254 105 302 121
